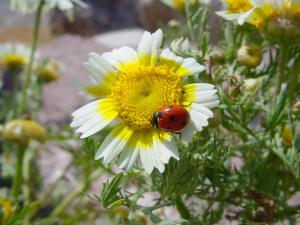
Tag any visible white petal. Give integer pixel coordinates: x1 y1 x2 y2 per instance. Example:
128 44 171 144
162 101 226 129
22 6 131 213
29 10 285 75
216 11 242 21
185 83 216 92
140 150 155 174
155 137 179 161
160 48 184 70
200 100 220 109
102 46 137 68
84 52 116 81
76 116 113 138
153 148 166 173
190 111 209 129
95 125 133 162
58 0 73 10
71 99 118 138
118 146 139 171
181 58 205 75
137 31 153 57
71 100 99 118
151 29 163 58
181 121 198 142
191 104 214 118
137 29 163 65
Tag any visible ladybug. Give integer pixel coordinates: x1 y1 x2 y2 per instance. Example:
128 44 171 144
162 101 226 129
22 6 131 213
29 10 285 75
152 105 190 132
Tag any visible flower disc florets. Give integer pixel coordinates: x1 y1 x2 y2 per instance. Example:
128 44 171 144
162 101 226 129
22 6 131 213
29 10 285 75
111 64 182 130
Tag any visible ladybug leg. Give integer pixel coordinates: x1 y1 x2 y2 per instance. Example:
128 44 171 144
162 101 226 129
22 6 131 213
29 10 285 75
173 132 182 140
181 102 191 108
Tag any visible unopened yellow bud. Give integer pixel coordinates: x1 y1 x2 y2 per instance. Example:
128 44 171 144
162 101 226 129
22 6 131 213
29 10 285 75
264 17 300 43
237 44 263 68
282 126 292 147
1 54 28 71
293 101 300 119
0 198 13 222
167 0 196 10
243 78 260 93
168 19 181 28
2 119 47 144
209 47 225 64
37 61 60 83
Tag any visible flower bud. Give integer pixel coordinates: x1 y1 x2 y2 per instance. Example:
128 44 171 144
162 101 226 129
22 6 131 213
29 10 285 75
264 17 300 43
168 19 181 28
243 78 260 93
37 60 60 83
2 119 47 144
209 47 225 64
163 0 196 11
171 38 190 52
0 198 13 223
0 43 31 71
237 44 263 68
282 126 292 147
293 101 300 119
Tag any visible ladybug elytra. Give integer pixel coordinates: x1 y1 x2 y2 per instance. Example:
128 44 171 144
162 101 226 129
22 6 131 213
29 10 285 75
152 105 190 132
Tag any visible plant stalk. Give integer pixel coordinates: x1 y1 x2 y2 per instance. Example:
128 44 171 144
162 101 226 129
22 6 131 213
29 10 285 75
276 44 288 94
12 145 26 201
20 0 44 114
175 197 191 220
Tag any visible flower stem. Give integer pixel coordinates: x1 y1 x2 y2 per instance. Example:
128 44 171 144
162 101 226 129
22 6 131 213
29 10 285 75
20 0 44 115
50 169 102 217
12 145 26 201
175 197 191 220
276 44 288 94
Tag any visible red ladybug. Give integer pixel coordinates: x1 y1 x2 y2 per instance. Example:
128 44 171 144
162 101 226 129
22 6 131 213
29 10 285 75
152 105 190 132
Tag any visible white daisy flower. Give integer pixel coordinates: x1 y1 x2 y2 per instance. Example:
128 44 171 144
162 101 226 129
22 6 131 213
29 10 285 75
71 29 219 174
216 0 254 22
10 0 87 15
0 43 31 70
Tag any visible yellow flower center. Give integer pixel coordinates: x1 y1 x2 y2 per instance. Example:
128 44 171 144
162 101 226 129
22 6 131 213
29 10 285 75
0 198 13 221
172 0 195 10
225 0 253 13
2 54 28 69
111 63 183 130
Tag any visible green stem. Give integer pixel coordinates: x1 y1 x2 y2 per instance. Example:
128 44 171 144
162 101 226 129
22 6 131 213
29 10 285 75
20 0 44 115
12 145 26 201
51 169 102 217
276 44 288 94
184 1 196 43
175 197 191 220
287 56 300 147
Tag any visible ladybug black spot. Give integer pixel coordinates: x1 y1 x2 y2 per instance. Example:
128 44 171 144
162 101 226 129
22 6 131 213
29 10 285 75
168 105 174 109
169 115 175 121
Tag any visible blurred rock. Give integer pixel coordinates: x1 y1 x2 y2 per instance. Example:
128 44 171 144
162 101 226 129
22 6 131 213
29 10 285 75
49 0 141 36
137 0 181 31
49 5 99 36
93 28 144 49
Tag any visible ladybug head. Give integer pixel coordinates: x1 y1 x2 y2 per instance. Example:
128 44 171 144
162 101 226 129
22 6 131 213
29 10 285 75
152 112 159 129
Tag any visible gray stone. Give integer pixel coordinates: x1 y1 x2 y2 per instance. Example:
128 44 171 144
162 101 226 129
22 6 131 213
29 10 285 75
93 28 144 49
